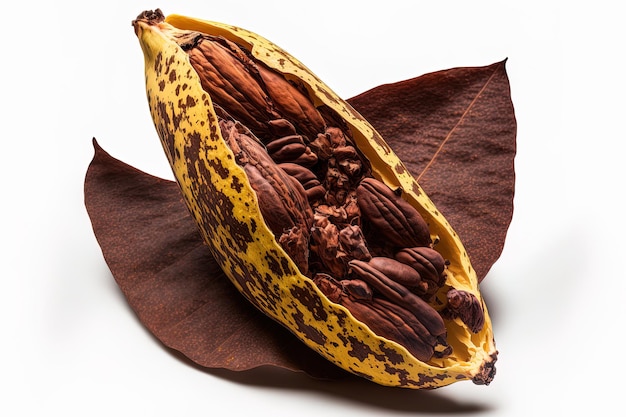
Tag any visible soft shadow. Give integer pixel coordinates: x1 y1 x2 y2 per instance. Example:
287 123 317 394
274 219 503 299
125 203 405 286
477 280 502 328
102 267 492 413
158 343 493 414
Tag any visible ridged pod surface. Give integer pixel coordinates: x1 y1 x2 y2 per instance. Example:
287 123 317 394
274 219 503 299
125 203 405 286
132 10 497 388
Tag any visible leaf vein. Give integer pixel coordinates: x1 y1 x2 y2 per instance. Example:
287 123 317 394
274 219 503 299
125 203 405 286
417 63 503 182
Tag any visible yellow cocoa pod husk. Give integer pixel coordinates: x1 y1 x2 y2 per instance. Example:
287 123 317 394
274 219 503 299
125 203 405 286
132 9 497 389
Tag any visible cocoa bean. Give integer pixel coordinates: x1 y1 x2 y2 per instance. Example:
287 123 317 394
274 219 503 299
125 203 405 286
189 38 280 138
441 289 485 333
367 257 426 293
265 135 306 157
353 297 435 362
256 62 326 140
395 247 448 297
338 224 371 262
221 119 313 274
267 118 298 137
340 279 373 301
305 185 326 203
278 162 318 187
348 259 447 338
357 178 431 248
310 215 345 277
313 274 435 362
291 147 319 167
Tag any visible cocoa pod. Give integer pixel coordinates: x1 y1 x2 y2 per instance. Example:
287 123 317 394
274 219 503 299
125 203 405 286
135 10 498 388
357 177 431 248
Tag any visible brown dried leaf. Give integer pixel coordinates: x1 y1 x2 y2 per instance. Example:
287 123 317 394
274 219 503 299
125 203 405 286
85 60 515 376
348 60 516 281
84 139 347 380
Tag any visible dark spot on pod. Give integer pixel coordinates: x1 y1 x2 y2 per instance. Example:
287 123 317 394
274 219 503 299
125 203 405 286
290 282 328 321
291 309 327 346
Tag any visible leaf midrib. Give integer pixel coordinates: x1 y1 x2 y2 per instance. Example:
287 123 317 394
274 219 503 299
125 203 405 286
417 62 503 182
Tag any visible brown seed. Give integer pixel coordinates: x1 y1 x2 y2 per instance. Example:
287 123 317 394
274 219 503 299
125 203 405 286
221 119 313 274
340 279 373 301
348 259 447 338
313 274 436 362
441 289 485 333
255 62 326 140
310 216 345 278
338 225 371 262
267 118 298 137
291 147 319 167
189 37 279 138
395 247 448 297
367 257 426 293
265 135 306 157
357 178 431 248
278 162 319 187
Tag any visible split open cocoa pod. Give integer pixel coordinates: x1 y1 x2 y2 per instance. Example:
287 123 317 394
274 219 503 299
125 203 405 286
132 9 498 389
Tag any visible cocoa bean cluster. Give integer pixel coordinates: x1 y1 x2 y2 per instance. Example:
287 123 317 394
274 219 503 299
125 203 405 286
184 32 485 362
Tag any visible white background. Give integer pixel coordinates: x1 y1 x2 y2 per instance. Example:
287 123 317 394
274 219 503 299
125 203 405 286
2 1 624 415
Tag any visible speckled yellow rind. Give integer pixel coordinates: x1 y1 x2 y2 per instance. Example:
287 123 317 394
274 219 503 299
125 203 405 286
134 13 497 388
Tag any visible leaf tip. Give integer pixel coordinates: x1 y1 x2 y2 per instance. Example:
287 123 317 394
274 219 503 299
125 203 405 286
92 137 102 152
